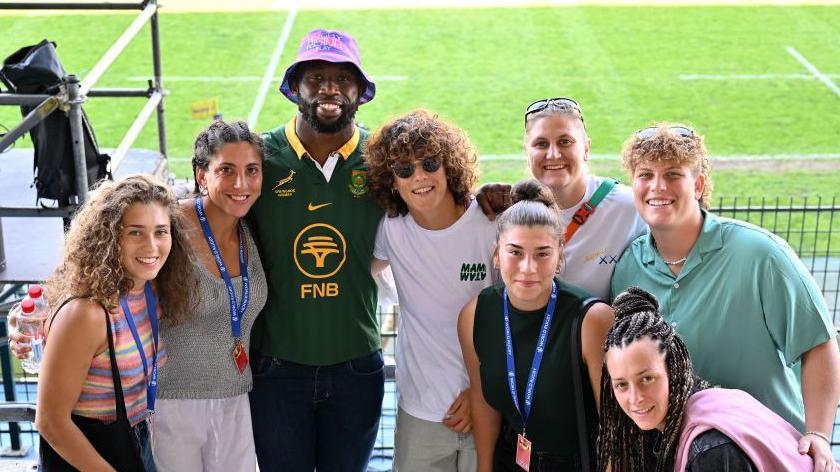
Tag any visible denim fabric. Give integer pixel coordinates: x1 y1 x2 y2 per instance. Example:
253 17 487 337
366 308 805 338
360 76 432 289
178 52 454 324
685 429 758 472
249 350 385 472
133 420 156 472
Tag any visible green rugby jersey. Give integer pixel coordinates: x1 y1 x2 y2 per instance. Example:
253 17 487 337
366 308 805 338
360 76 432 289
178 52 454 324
249 117 384 365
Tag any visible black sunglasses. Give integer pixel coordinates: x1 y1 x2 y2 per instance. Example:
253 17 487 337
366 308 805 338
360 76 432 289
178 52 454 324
637 126 695 140
391 158 442 179
524 97 582 124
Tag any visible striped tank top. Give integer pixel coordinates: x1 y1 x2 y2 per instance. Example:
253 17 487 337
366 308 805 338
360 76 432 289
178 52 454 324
72 290 167 426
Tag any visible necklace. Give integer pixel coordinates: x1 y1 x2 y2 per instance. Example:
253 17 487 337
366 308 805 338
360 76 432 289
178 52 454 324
651 238 689 266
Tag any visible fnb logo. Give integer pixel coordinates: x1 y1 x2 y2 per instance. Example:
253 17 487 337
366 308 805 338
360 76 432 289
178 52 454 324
294 223 346 299
301 236 339 268
460 263 487 282
294 223 347 279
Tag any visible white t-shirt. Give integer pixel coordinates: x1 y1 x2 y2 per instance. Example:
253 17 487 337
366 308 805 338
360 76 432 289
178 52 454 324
559 175 647 300
374 200 497 422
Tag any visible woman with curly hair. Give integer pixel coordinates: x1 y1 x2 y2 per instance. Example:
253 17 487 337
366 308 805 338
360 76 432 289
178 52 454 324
599 286 813 471
459 179 614 472
152 120 268 471
366 109 496 471
35 174 197 471
609 124 839 470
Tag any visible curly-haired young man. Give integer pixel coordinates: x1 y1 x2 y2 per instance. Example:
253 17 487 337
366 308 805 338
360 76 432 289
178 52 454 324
367 110 497 471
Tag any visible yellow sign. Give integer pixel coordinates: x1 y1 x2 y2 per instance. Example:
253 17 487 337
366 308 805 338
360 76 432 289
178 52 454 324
190 98 219 120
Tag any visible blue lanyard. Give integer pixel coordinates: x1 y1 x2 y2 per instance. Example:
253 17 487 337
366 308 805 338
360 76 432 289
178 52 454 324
503 281 557 435
120 281 159 413
194 197 250 339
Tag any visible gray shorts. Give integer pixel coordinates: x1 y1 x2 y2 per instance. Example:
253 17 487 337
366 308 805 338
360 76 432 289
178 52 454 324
394 406 477 472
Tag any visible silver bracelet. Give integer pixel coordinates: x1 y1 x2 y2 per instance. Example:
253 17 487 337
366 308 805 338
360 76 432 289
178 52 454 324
804 431 831 444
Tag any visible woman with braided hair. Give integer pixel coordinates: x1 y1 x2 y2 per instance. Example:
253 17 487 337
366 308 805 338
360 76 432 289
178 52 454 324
598 286 814 472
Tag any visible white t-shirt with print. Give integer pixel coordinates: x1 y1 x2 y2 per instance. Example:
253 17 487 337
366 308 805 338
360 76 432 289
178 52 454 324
374 200 496 422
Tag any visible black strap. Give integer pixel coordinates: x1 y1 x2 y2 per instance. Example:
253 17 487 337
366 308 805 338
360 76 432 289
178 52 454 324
570 296 601 472
46 296 81 333
102 304 131 425
48 298 131 424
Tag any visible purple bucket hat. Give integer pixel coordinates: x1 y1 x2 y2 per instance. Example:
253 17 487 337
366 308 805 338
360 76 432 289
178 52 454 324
279 29 376 104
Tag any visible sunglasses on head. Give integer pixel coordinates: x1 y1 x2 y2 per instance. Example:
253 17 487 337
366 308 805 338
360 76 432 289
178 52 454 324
524 97 581 124
391 158 442 179
637 126 695 140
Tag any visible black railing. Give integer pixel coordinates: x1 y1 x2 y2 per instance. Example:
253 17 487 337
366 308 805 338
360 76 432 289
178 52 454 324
711 196 840 325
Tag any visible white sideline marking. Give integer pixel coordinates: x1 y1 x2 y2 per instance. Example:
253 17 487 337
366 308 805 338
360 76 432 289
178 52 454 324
127 75 407 82
479 153 840 161
786 46 840 97
247 0 299 128
166 152 840 163
679 73 840 80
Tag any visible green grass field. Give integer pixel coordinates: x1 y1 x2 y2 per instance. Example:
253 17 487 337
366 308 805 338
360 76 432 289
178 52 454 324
1 5 839 197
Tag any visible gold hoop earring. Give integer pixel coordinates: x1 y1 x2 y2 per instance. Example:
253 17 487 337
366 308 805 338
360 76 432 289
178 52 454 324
200 187 209 196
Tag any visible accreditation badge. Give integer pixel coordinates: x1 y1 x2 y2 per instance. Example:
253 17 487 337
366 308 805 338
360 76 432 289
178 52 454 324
515 433 531 471
233 339 249 375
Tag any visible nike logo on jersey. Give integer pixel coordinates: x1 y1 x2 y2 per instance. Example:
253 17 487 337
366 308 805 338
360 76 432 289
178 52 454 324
308 202 333 211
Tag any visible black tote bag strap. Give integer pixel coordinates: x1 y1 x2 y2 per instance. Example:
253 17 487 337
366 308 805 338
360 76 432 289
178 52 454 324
570 296 601 472
46 296 84 331
101 304 132 425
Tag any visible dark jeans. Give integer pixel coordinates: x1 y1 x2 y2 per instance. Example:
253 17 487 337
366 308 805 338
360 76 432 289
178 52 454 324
134 420 156 472
249 350 385 472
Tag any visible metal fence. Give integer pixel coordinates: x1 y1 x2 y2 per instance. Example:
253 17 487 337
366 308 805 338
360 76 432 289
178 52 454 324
1 197 839 466
711 196 840 325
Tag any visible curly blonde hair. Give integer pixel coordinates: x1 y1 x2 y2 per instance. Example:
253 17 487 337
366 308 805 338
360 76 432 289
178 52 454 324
365 110 478 217
620 123 713 209
45 174 197 325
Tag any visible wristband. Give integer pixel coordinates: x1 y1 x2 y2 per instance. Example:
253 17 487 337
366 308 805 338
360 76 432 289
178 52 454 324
804 431 831 444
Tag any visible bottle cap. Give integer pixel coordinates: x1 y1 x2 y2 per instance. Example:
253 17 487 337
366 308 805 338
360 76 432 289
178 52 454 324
21 299 35 314
28 285 43 299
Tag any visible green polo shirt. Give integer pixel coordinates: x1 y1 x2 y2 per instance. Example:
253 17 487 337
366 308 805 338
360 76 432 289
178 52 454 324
249 117 384 365
610 210 834 432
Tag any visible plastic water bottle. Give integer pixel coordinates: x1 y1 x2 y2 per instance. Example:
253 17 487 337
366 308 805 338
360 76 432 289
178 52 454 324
19 285 49 374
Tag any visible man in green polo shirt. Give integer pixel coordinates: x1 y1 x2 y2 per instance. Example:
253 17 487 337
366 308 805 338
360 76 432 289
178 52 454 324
247 29 385 472
610 123 839 470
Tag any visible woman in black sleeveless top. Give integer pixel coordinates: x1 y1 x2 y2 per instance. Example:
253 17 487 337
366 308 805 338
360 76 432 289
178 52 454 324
459 180 614 472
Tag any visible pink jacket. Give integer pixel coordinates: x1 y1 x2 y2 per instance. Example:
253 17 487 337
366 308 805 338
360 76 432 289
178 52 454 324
675 388 813 471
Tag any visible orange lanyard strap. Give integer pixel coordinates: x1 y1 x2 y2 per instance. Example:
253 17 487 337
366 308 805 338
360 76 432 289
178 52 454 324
563 178 618 243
